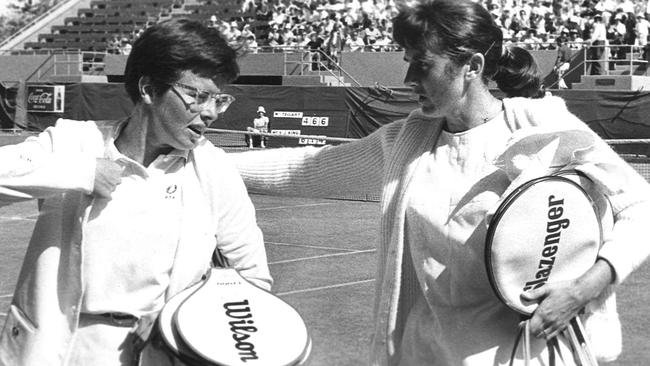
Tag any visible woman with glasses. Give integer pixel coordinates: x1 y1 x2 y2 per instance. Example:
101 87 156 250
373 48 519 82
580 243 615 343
233 0 650 365
0 19 271 365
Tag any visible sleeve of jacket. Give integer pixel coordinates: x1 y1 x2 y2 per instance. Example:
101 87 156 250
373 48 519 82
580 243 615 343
0 119 101 205
229 121 402 199
209 146 273 291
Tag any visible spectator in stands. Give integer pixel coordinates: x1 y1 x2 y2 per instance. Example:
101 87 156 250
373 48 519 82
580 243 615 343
108 34 122 54
636 13 650 60
230 20 242 40
281 23 296 46
508 10 526 35
543 12 557 35
568 28 585 48
120 37 132 55
0 18 272 365
362 21 381 50
617 0 635 15
325 22 344 65
595 0 617 23
267 26 285 49
244 34 259 52
345 30 366 51
306 31 324 69
499 8 514 30
530 13 547 35
241 23 255 41
242 0 256 13
373 29 394 51
231 0 650 364
522 28 543 49
554 35 572 89
609 13 628 59
588 13 608 74
636 13 649 46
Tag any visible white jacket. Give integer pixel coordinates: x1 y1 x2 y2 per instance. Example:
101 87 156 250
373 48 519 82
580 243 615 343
0 119 272 365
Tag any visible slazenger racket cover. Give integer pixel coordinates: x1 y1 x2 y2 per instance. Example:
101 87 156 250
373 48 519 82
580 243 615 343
172 268 311 366
486 174 602 316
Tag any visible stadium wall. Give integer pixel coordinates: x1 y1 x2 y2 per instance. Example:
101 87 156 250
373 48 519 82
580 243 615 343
0 55 50 83
43 49 564 87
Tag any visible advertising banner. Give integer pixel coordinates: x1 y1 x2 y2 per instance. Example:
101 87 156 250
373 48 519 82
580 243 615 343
26 85 65 113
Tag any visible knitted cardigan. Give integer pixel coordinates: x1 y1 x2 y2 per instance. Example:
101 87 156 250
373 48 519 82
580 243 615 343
233 96 650 365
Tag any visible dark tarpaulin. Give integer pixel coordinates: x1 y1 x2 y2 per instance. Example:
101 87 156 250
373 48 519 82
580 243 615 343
344 86 418 138
557 89 650 155
0 83 17 129
25 84 349 148
19 83 650 155
26 83 133 131
346 87 650 155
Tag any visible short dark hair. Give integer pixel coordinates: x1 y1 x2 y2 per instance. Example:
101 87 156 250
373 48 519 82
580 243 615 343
392 0 541 97
123 18 240 103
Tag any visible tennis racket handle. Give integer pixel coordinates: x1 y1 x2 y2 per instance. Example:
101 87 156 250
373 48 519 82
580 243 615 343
564 317 599 366
572 317 599 366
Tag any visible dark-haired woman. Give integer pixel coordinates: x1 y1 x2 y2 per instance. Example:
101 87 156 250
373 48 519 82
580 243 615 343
232 0 650 365
0 19 271 365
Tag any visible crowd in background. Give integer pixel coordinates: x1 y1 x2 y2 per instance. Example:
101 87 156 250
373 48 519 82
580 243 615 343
106 28 144 55
211 0 398 56
206 0 650 59
10 0 650 61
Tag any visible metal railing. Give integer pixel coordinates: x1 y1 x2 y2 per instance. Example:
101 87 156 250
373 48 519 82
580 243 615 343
277 46 362 87
583 44 648 76
16 50 107 81
0 48 82 56
28 53 56 82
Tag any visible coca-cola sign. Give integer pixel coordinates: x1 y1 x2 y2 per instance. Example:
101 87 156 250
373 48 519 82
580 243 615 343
26 85 65 113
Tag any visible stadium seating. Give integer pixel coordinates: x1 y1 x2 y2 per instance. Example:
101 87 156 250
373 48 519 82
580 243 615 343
21 0 251 52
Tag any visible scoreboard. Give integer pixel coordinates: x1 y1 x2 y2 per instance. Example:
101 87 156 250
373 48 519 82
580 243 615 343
269 110 342 147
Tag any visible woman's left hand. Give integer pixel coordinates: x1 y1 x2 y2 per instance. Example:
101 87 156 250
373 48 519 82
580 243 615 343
521 279 586 339
521 258 615 340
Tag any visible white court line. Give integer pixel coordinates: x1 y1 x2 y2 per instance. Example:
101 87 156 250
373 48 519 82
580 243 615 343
276 279 375 296
0 216 36 222
255 202 335 211
267 241 362 253
0 294 13 298
269 249 375 265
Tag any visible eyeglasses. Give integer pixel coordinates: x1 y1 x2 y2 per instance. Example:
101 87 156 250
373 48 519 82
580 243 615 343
168 82 235 113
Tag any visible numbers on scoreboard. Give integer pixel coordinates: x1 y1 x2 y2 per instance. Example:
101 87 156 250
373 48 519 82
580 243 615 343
301 116 329 127
299 138 326 145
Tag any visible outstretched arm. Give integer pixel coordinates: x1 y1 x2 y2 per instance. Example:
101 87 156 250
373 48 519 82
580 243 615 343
0 120 112 204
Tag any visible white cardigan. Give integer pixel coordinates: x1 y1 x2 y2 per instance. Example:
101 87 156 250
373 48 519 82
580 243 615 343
0 119 272 366
233 96 650 365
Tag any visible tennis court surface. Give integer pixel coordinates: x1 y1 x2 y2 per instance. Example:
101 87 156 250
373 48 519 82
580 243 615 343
1 194 649 365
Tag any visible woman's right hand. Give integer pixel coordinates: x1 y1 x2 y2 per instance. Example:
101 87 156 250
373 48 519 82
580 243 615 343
93 158 124 199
